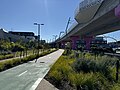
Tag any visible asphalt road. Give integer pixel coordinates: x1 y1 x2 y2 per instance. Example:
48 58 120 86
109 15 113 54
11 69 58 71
0 49 64 90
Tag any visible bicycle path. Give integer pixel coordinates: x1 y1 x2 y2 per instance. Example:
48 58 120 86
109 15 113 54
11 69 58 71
0 49 64 90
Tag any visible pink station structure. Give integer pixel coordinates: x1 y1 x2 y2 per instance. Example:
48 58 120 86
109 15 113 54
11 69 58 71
58 1 120 50
115 4 120 18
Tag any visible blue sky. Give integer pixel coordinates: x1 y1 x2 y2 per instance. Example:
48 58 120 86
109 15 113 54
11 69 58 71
0 0 80 41
0 0 119 42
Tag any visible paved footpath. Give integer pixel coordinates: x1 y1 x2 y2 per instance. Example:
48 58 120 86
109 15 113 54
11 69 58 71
36 79 58 90
0 49 64 90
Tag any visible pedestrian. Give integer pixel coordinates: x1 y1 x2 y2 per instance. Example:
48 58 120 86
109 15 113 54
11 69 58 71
35 58 37 63
35 56 38 63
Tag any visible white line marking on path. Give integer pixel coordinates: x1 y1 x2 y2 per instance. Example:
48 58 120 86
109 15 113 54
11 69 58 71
18 70 27 77
30 68 50 90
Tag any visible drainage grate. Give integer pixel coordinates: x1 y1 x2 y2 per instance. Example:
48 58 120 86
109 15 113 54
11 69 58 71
40 62 45 63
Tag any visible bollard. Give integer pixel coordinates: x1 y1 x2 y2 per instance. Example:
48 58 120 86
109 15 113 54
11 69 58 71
116 60 119 81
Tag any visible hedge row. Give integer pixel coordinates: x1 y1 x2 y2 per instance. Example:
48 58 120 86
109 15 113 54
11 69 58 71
0 54 14 60
0 49 57 72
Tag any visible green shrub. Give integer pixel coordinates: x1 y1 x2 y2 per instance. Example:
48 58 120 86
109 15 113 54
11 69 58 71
4 60 14 68
49 70 63 84
0 49 57 72
68 72 110 90
111 83 120 90
0 58 21 71
0 55 4 60
62 49 72 56
84 53 94 60
72 58 114 81
47 50 119 90
47 56 75 86
47 50 120 90
110 67 117 81
68 72 85 88
0 54 14 60
57 62 73 79
0 62 5 71
13 59 22 65
73 59 96 73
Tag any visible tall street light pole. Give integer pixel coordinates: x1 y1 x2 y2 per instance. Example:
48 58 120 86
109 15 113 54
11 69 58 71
34 23 44 55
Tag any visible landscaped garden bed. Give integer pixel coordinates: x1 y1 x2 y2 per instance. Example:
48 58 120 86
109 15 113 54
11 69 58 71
45 50 120 90
0 54 14 60
0 49 57 72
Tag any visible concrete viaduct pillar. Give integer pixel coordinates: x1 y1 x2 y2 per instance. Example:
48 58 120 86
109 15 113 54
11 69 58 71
60 41 66 49
83 36 94 50
115 4 120 18
70 36 79 50
56 42 61 49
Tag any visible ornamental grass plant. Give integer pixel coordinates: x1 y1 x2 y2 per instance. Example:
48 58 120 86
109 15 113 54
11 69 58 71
47 50 120 90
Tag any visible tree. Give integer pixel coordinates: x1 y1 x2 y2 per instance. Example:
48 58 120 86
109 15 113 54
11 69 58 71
11 44 25 57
